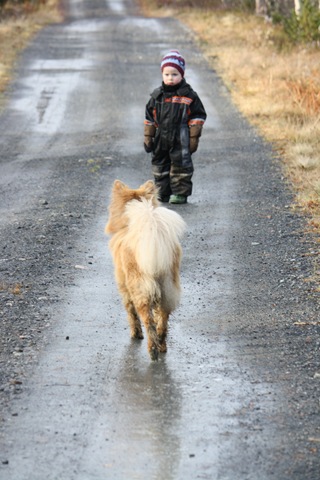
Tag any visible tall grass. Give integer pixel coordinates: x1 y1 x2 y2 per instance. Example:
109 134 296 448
0 0 61 108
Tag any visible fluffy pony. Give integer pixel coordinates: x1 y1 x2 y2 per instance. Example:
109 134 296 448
105 179 186 360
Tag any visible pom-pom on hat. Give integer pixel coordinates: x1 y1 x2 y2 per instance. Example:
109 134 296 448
161 50 185 77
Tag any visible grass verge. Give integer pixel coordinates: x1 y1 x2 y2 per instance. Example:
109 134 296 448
0 0 62 109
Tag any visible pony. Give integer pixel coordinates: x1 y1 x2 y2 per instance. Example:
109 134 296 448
105 180 186 360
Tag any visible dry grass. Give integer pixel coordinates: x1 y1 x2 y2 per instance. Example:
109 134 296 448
0 0 62 108
139 1 320 279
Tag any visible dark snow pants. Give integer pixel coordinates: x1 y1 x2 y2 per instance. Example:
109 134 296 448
151 124 194 198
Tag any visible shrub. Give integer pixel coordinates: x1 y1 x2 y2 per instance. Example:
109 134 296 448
283 0 320 43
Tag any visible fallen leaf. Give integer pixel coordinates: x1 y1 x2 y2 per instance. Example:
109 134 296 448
294 321 320 326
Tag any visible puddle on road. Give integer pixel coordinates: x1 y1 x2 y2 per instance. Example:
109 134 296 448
75 317 279 480
106 0 125 14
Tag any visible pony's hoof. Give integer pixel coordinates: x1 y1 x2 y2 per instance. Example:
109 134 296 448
159 343 167 353
131 329 144 340
149 346 159 361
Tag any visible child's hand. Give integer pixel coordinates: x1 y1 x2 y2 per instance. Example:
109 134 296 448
189 137 199 154
144 141 154 153
144 124 156 153
189 125 203 154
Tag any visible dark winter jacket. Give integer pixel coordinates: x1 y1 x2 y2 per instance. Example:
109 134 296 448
144 79 207 154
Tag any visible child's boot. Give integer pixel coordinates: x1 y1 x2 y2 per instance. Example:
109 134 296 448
169 194 187 204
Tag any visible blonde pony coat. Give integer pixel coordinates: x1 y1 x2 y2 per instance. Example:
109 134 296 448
105 180 186 360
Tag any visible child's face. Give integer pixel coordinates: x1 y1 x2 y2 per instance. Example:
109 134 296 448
162 66 183 86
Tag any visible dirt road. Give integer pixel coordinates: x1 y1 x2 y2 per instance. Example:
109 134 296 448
0 0 319 478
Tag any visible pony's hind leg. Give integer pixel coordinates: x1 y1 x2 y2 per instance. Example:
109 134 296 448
154 306 169 353
116 268 144 339
135 303 159 361
121 289 143 339
126 302 144 339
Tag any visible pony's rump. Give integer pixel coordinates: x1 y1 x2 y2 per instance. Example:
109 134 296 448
124 198 186 276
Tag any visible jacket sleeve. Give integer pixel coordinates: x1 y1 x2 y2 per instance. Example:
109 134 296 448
188 94 207 126
144 97 157 127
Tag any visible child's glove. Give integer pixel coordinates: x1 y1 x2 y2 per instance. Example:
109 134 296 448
189 125 203 154
144 124 156 153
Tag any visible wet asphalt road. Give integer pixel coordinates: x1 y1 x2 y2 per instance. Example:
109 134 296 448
0 0 319 479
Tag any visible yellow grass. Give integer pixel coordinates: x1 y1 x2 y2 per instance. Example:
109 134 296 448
0 0 62 108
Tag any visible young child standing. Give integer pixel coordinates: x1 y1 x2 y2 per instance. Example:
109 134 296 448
144 50 207 204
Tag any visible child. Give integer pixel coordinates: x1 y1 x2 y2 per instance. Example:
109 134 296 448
144 50 207 204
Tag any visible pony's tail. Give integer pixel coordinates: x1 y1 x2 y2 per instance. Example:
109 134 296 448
124 198 186 276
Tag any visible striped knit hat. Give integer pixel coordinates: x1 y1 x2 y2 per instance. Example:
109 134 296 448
161 50 185 77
